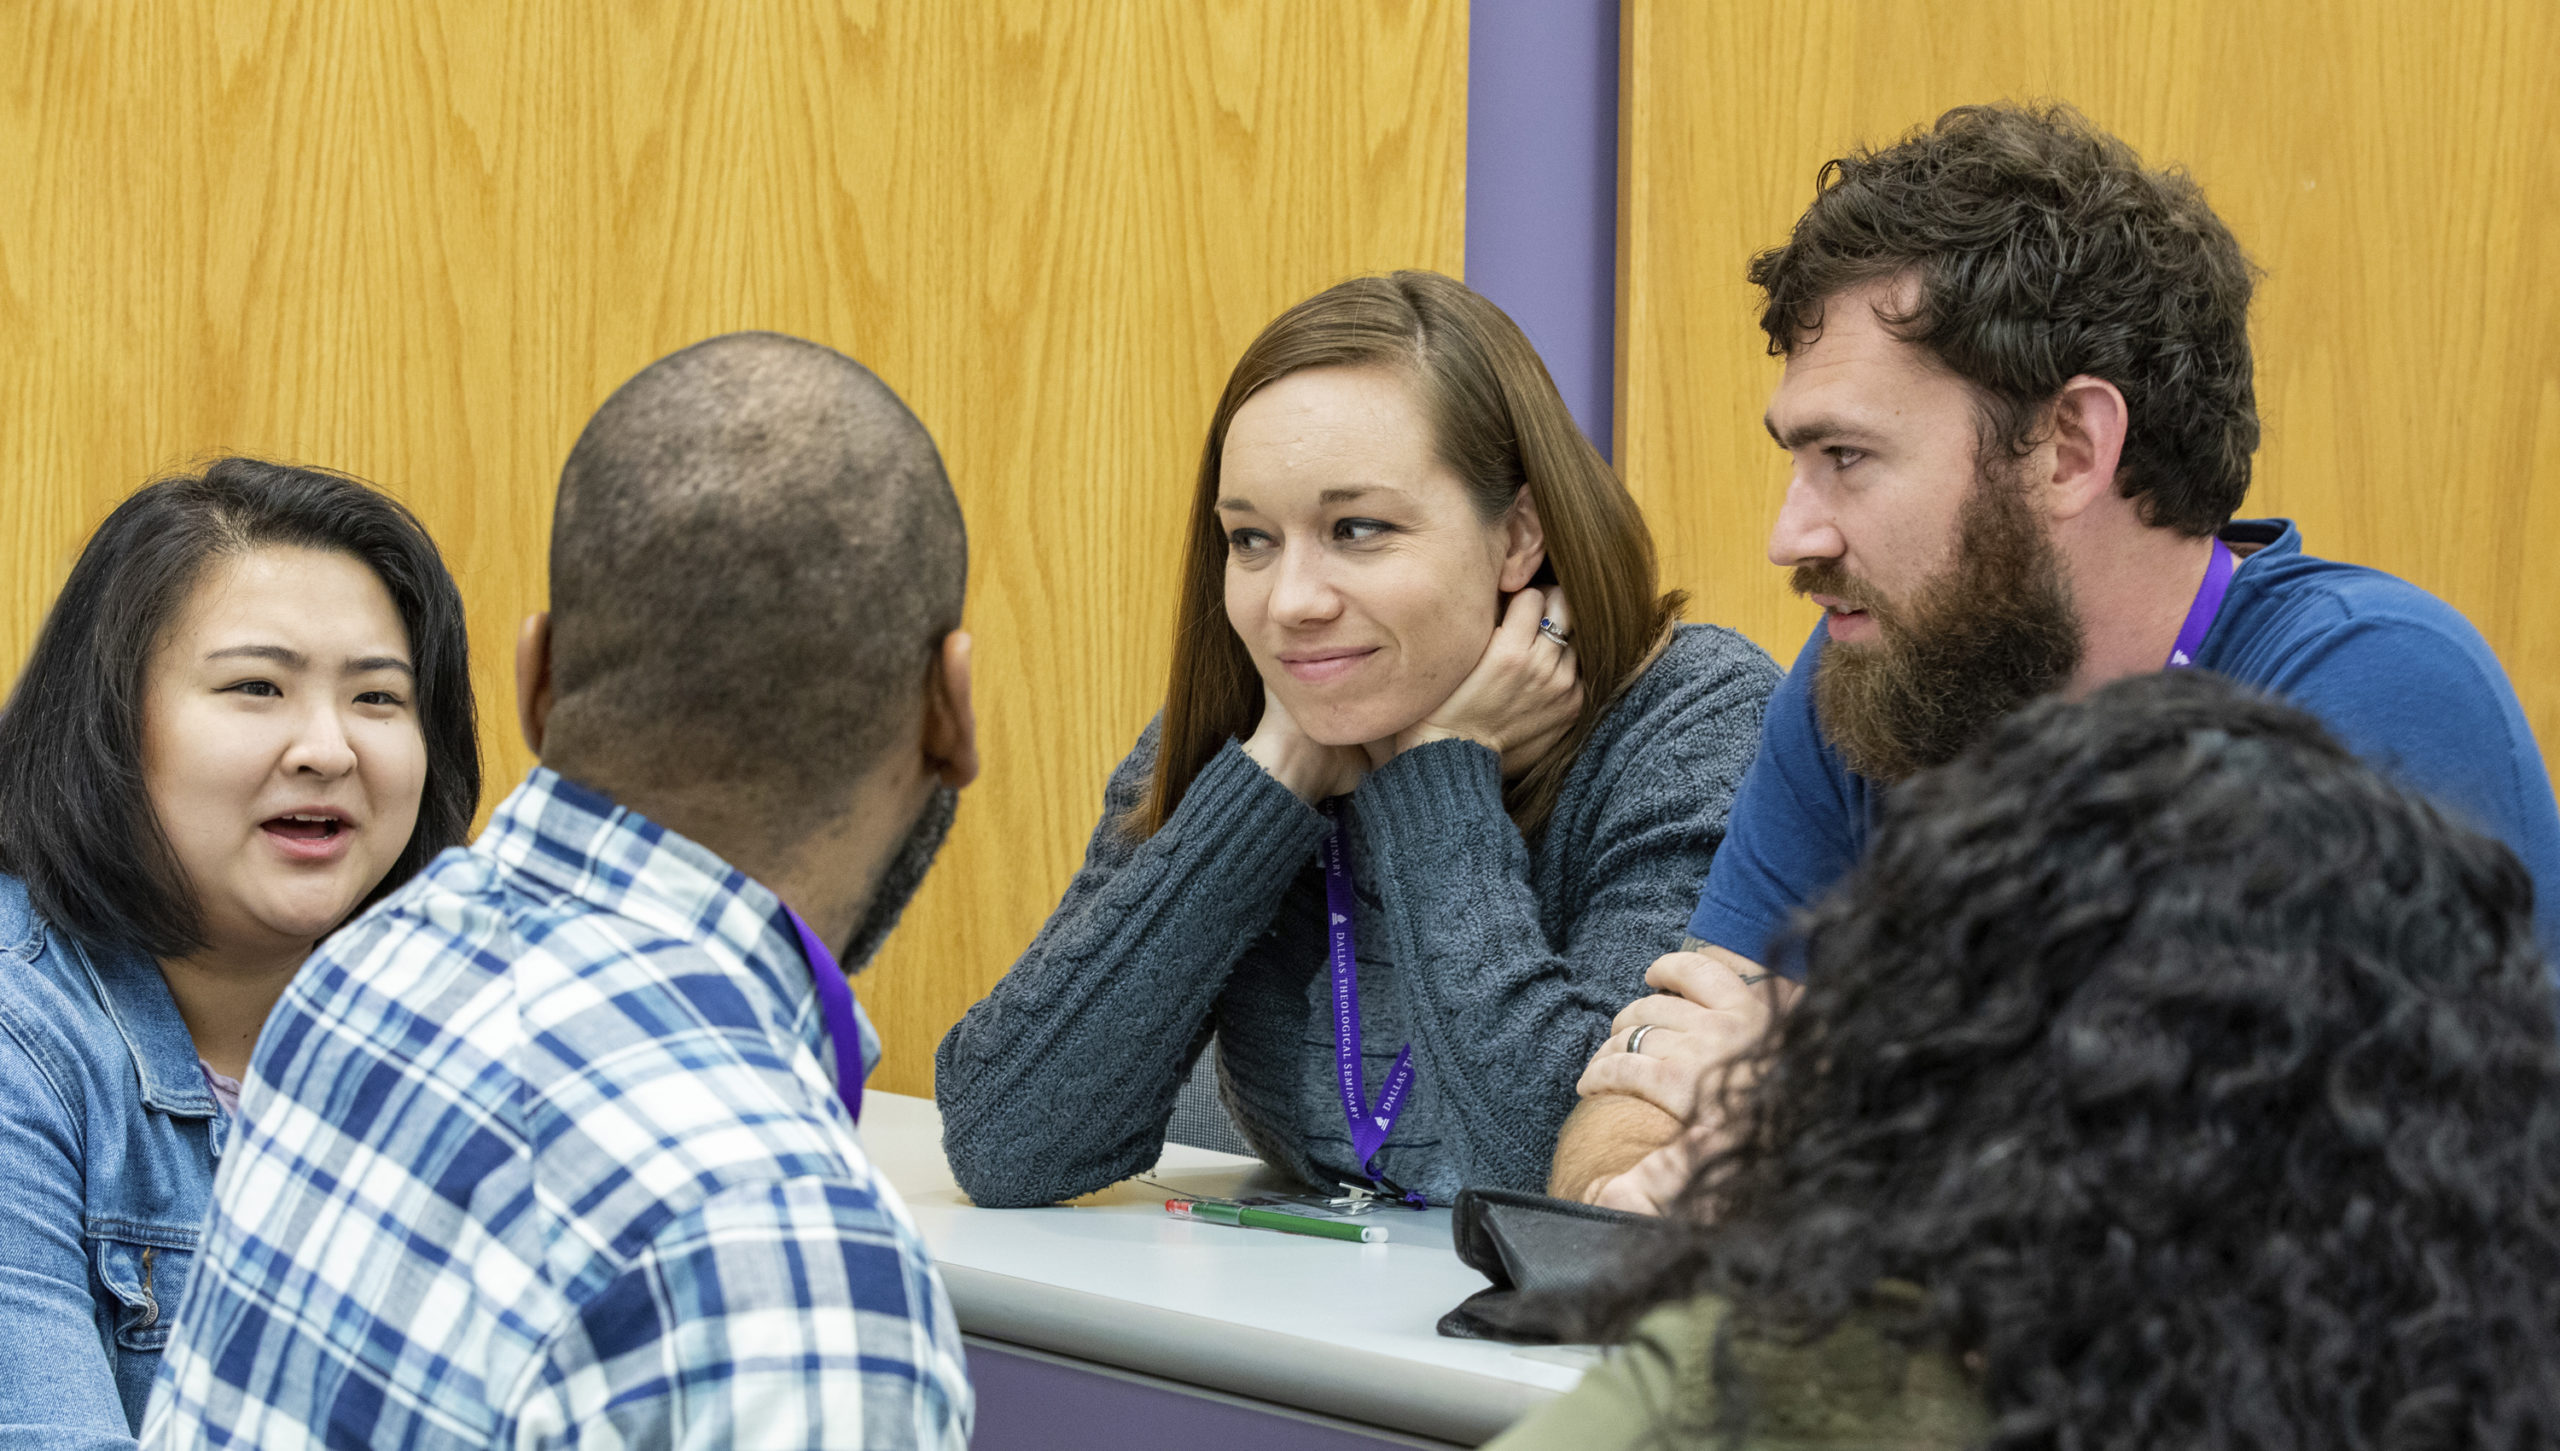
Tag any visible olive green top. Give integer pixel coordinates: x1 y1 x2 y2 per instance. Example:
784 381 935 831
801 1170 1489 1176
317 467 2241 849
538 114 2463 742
1485 1286 1989 1450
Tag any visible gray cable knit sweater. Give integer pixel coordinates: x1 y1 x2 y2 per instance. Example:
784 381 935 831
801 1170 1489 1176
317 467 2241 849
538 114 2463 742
935 623 1778 1206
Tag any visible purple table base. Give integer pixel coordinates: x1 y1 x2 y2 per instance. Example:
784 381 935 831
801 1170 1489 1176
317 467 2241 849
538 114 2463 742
967 1337 1468 1451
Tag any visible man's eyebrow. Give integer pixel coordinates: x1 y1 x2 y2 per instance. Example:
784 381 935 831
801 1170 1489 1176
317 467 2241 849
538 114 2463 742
1765 413 1885 450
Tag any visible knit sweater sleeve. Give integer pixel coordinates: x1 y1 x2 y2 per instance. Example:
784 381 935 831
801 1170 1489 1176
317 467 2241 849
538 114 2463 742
1351 627 1778 1192
934 722 1332 1207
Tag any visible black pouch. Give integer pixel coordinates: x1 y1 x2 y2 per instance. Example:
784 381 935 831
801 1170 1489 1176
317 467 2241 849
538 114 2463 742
1436 1186 1665 1343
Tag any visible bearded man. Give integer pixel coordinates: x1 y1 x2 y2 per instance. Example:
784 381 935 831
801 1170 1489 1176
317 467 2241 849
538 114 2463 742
1552 103 2560 1211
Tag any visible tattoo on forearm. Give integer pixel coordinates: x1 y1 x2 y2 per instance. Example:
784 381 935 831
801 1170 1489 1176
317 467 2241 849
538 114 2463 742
1679 933 1772 986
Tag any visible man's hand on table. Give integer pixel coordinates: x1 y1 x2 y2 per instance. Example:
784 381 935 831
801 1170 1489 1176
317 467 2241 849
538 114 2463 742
1576 944 1797 1122
1551 941 1801 1210
1589 1122 1720 1216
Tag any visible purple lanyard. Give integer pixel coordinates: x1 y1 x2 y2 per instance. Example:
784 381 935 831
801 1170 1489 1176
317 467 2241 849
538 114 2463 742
784 907 865 1126
2166 540 2237 669
1321 803 1414 1175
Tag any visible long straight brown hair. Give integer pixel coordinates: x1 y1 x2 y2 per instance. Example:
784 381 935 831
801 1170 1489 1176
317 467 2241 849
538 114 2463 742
1135 271 1684 840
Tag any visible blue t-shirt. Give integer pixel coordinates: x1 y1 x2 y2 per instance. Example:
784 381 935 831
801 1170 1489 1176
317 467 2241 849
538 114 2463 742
1690 519 2560 970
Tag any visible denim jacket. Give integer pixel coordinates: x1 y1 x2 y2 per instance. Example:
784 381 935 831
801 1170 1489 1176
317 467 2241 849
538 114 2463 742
0 874 226 1447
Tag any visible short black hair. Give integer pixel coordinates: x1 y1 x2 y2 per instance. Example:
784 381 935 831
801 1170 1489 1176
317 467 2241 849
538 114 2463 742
543 333 966 841
1751 103 2261 537
1602 671 2560 1441
0 458 482 959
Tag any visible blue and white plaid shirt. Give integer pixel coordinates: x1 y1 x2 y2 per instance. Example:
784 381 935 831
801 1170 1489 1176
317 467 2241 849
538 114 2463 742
144 769 971 1449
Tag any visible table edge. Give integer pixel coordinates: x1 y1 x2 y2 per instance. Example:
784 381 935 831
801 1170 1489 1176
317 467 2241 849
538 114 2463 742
941 1262 1556 1445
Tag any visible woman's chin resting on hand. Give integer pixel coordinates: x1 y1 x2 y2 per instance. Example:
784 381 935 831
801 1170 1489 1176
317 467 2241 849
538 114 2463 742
933 271 1778 1211
1219 360 1582 803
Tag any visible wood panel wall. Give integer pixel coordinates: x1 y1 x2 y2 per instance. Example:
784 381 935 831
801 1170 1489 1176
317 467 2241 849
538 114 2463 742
1619 1 2559 769
0 2 1465 1096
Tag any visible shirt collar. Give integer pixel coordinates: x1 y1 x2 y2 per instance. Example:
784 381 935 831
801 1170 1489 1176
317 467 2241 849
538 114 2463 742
479 767 827 1054
2219 516 2300 561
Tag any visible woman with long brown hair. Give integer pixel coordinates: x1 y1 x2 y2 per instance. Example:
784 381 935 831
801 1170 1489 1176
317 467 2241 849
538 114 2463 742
936 272 1777 1205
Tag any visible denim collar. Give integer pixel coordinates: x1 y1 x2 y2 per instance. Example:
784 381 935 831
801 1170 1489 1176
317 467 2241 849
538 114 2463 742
70 934 220 1120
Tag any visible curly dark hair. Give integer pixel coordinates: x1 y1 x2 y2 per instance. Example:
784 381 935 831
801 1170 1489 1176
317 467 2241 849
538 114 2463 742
1606 671 2560 1446
1750 103 2260 538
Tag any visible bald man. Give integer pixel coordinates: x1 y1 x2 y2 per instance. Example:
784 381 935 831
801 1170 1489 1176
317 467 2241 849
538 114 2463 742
146 335 979 1449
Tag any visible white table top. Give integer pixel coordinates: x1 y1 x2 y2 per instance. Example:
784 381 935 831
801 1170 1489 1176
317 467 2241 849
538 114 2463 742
861 1092 1584 1445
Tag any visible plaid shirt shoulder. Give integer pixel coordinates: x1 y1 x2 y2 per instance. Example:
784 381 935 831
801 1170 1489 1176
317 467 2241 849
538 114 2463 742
142 771 970 1450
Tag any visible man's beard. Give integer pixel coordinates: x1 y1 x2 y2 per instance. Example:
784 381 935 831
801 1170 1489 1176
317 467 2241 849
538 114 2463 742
1799 458 2083 783
835 783 959 972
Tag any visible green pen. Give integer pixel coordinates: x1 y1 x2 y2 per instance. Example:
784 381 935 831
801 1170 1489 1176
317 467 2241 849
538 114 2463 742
1164 1198 1388 1243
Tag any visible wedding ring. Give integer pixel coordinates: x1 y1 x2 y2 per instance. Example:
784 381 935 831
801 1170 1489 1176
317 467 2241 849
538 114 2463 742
1626 1023 1656 1056
1538 618 1572 648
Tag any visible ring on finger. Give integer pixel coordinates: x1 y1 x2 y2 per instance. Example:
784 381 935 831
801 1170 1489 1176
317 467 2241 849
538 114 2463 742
1538 618 1573 649
1625 1023 1656 1056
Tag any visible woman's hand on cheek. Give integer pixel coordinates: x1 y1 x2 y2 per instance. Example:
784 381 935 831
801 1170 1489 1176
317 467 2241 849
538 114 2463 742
1242 688 1369 804
1396 586 1583 777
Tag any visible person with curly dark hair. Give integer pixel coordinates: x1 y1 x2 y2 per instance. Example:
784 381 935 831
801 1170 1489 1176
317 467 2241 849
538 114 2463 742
1556 101 2560 1209
1492 670 2560 1449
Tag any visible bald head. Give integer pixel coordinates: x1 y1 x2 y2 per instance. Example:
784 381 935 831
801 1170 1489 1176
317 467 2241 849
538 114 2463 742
543 333 966 846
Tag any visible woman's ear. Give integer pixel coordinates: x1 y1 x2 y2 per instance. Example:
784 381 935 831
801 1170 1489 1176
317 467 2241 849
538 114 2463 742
1498 487 1547 593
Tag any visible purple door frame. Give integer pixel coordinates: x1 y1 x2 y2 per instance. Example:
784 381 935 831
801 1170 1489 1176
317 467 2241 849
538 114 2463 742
1466 0 1620 459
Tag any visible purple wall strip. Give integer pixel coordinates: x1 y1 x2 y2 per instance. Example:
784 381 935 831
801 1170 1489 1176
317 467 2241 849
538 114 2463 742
1466 0 1621 459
